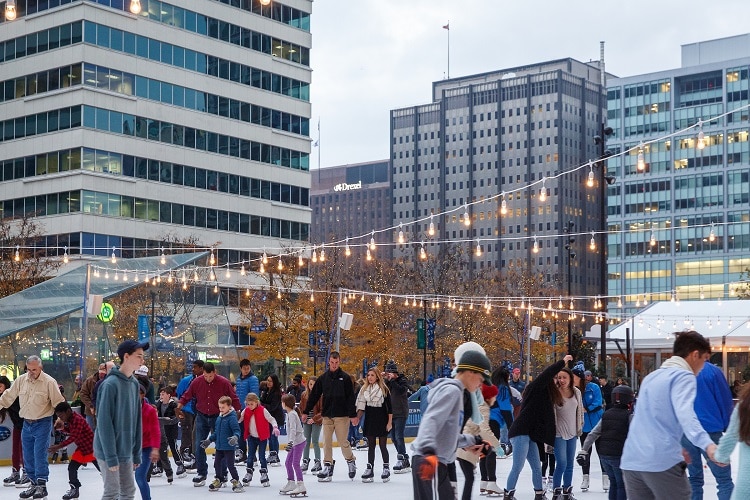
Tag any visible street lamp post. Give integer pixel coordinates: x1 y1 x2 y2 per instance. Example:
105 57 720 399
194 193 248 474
564 221 575 355
594 126 614 375
150 288 158 375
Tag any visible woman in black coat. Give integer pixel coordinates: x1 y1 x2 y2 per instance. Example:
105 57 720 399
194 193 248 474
261 374 284 465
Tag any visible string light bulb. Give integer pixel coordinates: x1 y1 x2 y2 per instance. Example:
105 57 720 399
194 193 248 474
259 262 265 273
696 121 706 150
129 0 141 15
463 205 471 226
709 223 716 242
539 178 547 202
310 291 314 302
240 263 246 276
366 248 372 261
209 248 215 266
617 296 623 308
111 246 117 264
589 232 596 251
650 230 656 247
298 254 304 267
475 241 482 257
262 250 268 265
532 238 539 254
428 214 435 236
500 193 508 215
277 257 283 271
160 247 166 265
5 0 17 20
311 247 318 263
225 266 231 279
637 144 645 171
587 164 595 187
63 246 69 264
398 223 405 244
369 231 376 251
277 288 282 299
345 238 351 257
420 243 427 260
319 246 326 262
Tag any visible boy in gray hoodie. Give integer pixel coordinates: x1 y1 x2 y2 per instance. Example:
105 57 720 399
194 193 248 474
411 350 493 500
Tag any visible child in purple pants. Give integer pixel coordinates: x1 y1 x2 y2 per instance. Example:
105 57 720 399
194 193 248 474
279 394 306 496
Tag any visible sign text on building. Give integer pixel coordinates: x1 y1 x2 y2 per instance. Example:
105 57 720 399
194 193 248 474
333 180 362 192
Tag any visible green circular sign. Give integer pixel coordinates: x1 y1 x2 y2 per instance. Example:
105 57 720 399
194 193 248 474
97 302 114 323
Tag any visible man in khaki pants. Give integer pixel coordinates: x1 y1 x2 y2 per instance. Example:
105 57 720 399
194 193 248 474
302 351 358 482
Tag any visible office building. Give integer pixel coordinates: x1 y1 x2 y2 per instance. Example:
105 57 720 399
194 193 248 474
606 34 750 318
390 59 609 298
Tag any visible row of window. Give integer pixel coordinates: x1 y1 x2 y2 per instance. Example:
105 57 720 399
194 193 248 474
0 190 309 241
1 63 308 136
0 147 310 207
212 0 310 31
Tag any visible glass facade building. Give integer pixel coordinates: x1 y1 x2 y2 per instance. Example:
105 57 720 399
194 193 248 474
606 34 750 318
390 59 608 297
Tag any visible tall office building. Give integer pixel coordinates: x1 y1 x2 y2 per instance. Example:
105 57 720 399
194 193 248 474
391 59 608 298
310 160 391 250
606 34 750 318
0 1 312 304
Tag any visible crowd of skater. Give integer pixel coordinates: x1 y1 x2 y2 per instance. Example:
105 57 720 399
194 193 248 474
0 330 748 500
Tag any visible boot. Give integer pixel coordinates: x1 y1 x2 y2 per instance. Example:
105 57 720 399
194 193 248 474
19 482 37 500
346 458 356 479
562 486 576 500
280 479 296 493
231 479 244 493
32 479 47 500
317 461 334 482
551 487 563 500
259 467 269 487
301 458 310 472
485 482 503 497
580 474 589 491
602 474 610 491
15 470 31 489
208 477 225 491
310 459 322 474
361 463 374 483
242 467 253 484
62 483 79 500
381 463 390 482
502 489 515 500
2 468 19 487
289 481 307 497
176 464 187 478
534 490 548 500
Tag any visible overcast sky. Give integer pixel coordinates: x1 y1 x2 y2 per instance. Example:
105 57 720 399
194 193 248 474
310 0 750 168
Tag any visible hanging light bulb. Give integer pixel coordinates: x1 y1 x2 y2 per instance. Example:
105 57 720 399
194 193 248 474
404 296 410 306
181 271 187 283
209 268 216 281
5 0 17 21
637 144 645 171
700 287 705 300
369 231 376 251
209 248 215 266
388 297 393 305
129 0 142 15
500 193 508 215
617 296 623 308
569 299 574 310
259 262 265 273
225 266 231 279
412 296 418 307
277 257 283 271
587 165 595 187
262 249 268 265
539 178 547 202
398 223 405 244
182 281 188 290
114 271 119 281
319 246 325 262
111 246 117 264
343 294 349 305
463 205 471 226
194 269 200 281
298 253 304 267
558 296 564 309
428 214 435 236
277 288 282 299
345 238 351 257
532 238 539 254
643 294 648 306
310 291 315 302
475 241 482 257
650 230 657 247
420 243 427 260
589 232 596 251
213 284 219 294
63 246 69 264
709 223 716 242
696 121 706 150
240 263 246 276
311 247 318 263
123 272 129 282
366 248 372 261
160 247 166 265
105 270 110 280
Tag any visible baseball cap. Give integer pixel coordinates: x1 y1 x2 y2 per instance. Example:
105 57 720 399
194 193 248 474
116 339 150 361
135 365 149 377
456 350 492 385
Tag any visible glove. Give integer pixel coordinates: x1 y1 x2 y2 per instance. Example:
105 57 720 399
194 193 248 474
227 436 238 447
200 438 211 449
576 451 588 466
418 454 439 481
272 427 280 437
473 435 493 457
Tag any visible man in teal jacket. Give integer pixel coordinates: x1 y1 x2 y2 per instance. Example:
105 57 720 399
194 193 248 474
94 340 149 500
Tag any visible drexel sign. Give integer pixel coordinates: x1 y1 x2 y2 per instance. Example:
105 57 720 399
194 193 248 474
333 180 362 192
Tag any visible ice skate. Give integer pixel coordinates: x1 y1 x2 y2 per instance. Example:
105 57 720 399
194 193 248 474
242 467 253 484
392 453 410 473
289 481 307 497
62 483 79 500
260 467 270 487
502 489 515 500
32 480 48 500
381 463 390 482
534 489 548 500
317 461 334 482
19 482 37 500
176 464 187 478
2 468 18 487
301 458 309 473
309 459 322 474
346 458 356 479
485 482 503 497
580 474 589 491
279 479 296 494
268 451 281 467
192 474 206 487
208 477 226 491
15 470 30 489
231 479 243 493
480 480 488 495
602 474 610 491
562 486 576 500
361 463 374 483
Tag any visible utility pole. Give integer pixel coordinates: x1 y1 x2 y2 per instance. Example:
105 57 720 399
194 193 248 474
564 221 575 356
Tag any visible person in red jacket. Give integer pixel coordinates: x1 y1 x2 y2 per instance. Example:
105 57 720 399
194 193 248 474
135 380 161 500
50 401 101 500
238 392 279 487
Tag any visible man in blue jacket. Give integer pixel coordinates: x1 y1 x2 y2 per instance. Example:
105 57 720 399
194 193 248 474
234 359 259 461
176 360 204 468
621 331 721 499
680 361 734 500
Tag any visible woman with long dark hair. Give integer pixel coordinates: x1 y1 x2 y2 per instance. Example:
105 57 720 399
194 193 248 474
261 374 284 466
550 367 583 500
715 382 750 499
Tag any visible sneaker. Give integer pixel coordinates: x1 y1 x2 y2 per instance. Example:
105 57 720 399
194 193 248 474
176 465 187 478
361 463 374 483
381 464 390 483
2 468 19 487
231 479 244 493
208 478 225 492
259 468 269 487
32 480 47 500
301 458 310 473
310 459 322 474
192 475 206 487
317 461 334 482
19 482 37 500
279 479 296 494
242 468 253 484
289 481 307 497
346 459 356 479
62 483 79 500
15 472 31 489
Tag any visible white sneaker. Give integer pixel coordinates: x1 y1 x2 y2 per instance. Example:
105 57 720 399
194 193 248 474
602 474 610 491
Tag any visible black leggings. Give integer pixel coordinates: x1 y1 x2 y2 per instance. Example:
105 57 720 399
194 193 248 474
69 459 100 487
457 458 475 500
537 440 556 477
366 435 389 466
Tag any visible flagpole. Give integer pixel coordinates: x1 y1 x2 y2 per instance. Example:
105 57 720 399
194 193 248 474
443 22 450 79
317 118 321 182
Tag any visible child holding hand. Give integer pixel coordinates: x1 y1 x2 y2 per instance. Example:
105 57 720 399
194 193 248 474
238 392 279 487
279 394 307 497
201 395 243 492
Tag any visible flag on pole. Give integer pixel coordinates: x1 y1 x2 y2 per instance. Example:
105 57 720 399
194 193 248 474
442 23 450 30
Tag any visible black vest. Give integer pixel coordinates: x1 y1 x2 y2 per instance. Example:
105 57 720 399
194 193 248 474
596 407 630 457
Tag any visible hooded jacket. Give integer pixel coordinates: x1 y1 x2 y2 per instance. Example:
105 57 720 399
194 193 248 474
93 366 142 468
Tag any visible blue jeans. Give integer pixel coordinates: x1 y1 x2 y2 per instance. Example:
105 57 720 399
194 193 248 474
390 415 407 455
600 455 626 500
553 436 577 488
22 416 52 483
135 448 152 500
195 412 218 476
681 432 734 500
246 436 268 469
505 435 543 491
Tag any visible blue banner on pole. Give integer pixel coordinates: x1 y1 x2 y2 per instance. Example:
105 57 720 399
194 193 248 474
426 318 436 350
137 315 149 342
155 316 174 352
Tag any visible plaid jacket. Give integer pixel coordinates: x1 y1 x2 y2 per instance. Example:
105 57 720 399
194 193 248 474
59 411 94 456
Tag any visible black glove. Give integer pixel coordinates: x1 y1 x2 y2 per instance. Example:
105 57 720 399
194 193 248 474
576 451 587 466
474 435 493 456
200 438 211 449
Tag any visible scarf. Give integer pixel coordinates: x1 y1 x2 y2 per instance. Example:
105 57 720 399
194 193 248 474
660 355 692 372
356 384 385 411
